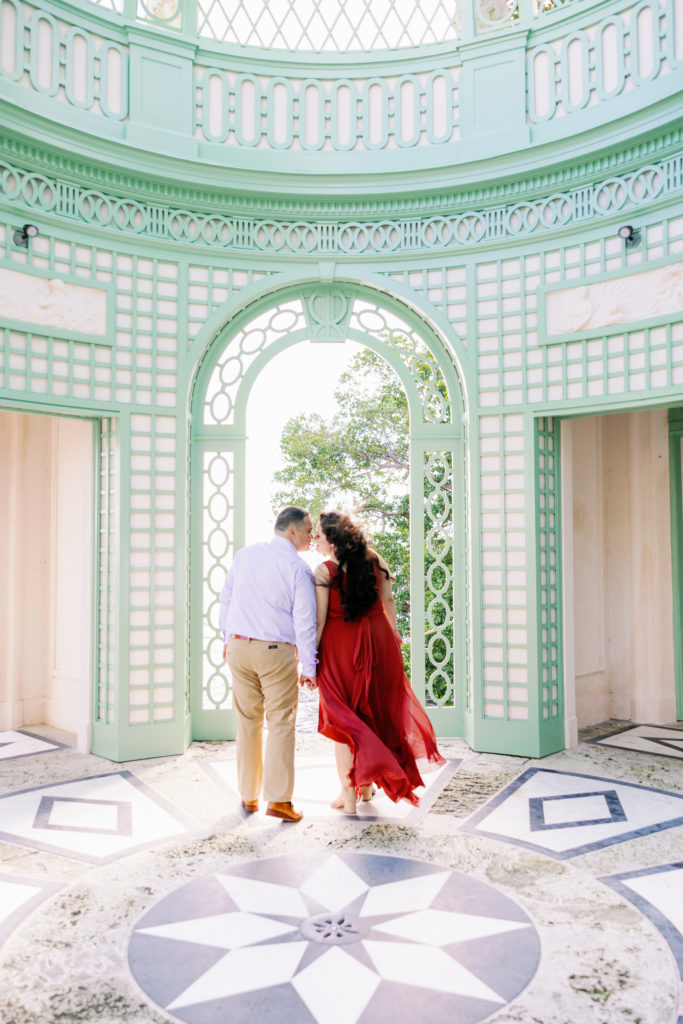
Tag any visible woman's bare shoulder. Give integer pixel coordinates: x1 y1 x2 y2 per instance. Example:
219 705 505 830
369 549 394 579
314 561 331 584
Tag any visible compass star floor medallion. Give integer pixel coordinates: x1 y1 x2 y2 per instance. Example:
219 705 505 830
129 852 540 1024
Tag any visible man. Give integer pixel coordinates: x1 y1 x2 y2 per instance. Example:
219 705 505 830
219 506 317 822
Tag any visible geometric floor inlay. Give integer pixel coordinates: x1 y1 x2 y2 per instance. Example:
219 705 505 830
0 873 62 947
603 862 683 981
589 724 683 761
0 772 197 863
0 729 67 760
461 768 683 859
202 756 459 825
129 851 540 1024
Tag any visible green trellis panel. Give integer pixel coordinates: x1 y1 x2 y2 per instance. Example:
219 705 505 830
188 285 468 741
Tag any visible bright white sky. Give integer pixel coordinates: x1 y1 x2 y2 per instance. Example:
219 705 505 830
244 339 364 544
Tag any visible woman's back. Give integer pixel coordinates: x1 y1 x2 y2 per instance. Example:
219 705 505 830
323 559 384 621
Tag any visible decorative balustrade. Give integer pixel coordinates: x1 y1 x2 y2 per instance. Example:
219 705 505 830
0 0 679 167
0 0 128 117
528 0 682 123
194 66 459 152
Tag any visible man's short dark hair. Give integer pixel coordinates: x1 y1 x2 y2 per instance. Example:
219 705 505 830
274 505 309 532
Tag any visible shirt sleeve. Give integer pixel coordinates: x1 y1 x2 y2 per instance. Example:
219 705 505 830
218 568 233 642
292 565 318 676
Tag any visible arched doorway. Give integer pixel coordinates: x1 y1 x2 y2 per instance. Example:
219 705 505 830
189 284 468 738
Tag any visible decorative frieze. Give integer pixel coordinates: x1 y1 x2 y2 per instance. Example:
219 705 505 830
1 156 680 256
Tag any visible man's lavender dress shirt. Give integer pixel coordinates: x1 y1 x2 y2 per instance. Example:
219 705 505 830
219 535 317 677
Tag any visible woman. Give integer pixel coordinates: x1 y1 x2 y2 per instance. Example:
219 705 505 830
314 511 445 814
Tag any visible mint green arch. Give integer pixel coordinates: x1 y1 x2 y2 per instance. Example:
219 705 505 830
188 278 470 741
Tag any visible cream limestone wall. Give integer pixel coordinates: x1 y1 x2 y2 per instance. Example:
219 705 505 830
570 416 610 727
0 411 93 749
47 417 94 750
568 408 676 730
0 411 51 729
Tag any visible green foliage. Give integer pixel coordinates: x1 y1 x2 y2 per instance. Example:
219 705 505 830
272 348 411 669
272 341 456 696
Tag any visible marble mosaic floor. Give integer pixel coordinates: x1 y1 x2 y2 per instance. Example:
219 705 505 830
1 722 683 1024
589 723 683 760
0 728 66 760
201 754 460 825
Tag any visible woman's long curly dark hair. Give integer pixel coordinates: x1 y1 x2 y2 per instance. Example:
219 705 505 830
318 511 389 621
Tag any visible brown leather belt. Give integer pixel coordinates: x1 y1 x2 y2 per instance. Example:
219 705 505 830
230 634 290 646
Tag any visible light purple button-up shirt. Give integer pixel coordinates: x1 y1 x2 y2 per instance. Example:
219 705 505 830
218 535 317 677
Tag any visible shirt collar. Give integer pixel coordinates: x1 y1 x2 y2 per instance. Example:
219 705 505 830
271 534 297 557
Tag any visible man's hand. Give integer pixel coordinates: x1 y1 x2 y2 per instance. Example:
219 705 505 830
299 674 317 690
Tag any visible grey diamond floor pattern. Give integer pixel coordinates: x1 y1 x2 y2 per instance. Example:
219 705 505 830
1 723 682 1024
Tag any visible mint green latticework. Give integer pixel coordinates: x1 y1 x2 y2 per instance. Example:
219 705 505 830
536 417 563 735
194 0 459 50
96 418 118 726
423 450 455 707
127 413 179 726
201 447 234 712
187 266 269 349
478 413 529 723
203 302 307 426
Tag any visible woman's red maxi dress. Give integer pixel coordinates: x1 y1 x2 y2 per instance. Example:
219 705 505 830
317 561 446 805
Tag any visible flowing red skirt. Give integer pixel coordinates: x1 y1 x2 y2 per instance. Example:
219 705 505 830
317 563 445 805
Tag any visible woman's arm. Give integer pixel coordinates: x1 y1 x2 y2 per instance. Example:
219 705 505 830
314 562 331 647
371 550 399 634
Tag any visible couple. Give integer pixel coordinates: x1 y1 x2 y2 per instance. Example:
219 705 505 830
219 505 444 822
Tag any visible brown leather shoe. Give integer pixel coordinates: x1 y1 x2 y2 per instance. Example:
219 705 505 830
241 800 259 814
266 801 303 822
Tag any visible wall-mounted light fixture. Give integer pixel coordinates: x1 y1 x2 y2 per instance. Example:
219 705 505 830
12 223 40 248
618 224 641 250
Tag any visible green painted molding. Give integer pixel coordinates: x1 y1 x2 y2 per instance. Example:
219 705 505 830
1 116 681 216
2 153 681 260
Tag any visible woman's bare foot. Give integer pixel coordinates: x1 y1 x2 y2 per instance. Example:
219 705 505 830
360 785 376 802
343 787 357 814
332 788 357 813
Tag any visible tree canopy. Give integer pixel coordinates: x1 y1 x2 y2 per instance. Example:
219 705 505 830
272 347 411 659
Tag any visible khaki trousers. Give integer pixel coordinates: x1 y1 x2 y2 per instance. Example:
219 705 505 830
227 638 299 803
